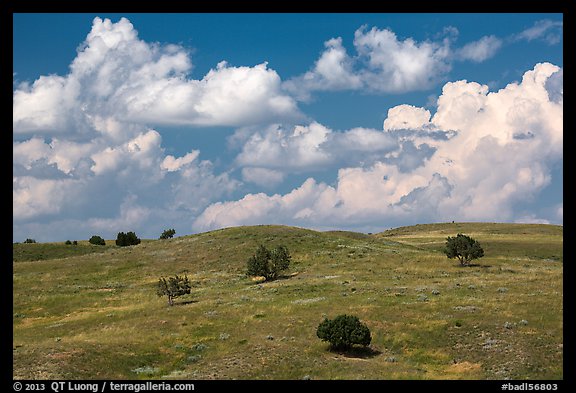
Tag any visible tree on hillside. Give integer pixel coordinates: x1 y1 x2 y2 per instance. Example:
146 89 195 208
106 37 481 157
159 229 176 240
156 275 191 306
24 238 36 244
246 245 291 281
444 233 484 266
116 231 141 247
316 314 371 351
89 235 106 246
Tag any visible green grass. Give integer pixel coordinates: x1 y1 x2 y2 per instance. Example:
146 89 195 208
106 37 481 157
13 223 563 380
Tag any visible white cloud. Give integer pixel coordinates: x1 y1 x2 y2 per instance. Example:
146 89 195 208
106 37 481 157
285 26 453 97
233 122 398 175
13 75 77 133
13 16 563 241
193 178 337 231
161 151 200 172
234 122 332 170
456 35 502 62
196 63 563 232
383 104 433 131
285 22 559 100
283 37 361 99
353 26 452 93
13 17 302 135
512 19 563 45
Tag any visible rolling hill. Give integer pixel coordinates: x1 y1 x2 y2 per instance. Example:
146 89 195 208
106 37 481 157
12 223 563 380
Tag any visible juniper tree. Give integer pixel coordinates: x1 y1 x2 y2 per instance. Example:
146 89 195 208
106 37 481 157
89 235 106 246
116 231 141 247
159 229 176 240
246 245 291 281
444 233 484 266
156 275 191 306
316 314 371 351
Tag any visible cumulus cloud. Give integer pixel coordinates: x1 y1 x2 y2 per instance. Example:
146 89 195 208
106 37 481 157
195 63 563 232
284 21 561 99
13 16 304 241
13 17 301 135
193 178 338 231
383 105 433 131
13 16 563 241
285 25 453 97
282 37 361 100
353 26 452 93
232 122 400 176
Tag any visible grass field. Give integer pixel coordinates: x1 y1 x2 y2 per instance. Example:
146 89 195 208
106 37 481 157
12 223 563 380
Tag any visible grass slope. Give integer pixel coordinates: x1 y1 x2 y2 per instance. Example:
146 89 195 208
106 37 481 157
13 223 563 380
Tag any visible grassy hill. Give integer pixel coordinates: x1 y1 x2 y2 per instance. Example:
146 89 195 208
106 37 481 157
13 223 563 380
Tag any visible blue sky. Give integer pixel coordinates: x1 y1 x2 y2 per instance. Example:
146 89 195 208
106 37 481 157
13 13 563 242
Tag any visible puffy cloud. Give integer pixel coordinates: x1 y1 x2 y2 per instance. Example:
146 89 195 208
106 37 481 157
283 37 361 100
235 122 331 170
13 17 301 135
285 22 559 99
13 15 562 241
285 26 453 97
233 122 399 176
13 16 293 241
193 178 338 231
456 35 502 62
353 26 452 93
196 63 563 232
161 151 200 172
383 104 433 131
13 176 82 220
124 61 300 127
13 75 77 133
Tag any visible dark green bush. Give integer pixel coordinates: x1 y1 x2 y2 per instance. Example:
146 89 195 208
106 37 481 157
316 314 371 350
116 231 141 247
24 238 36 244
444 233 484 266
89 235 106 246
246 245 291 281
159 229 176 240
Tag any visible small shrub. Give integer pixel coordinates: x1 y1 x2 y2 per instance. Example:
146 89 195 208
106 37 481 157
24 238 36 244
89 235 106 246
72 240 78 245
316 314 371 351
246 245 291 281
156 274 191 306
65 240 72 245
159 229 176 240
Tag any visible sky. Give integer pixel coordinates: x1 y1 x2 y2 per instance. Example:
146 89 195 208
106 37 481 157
13 13 563 242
